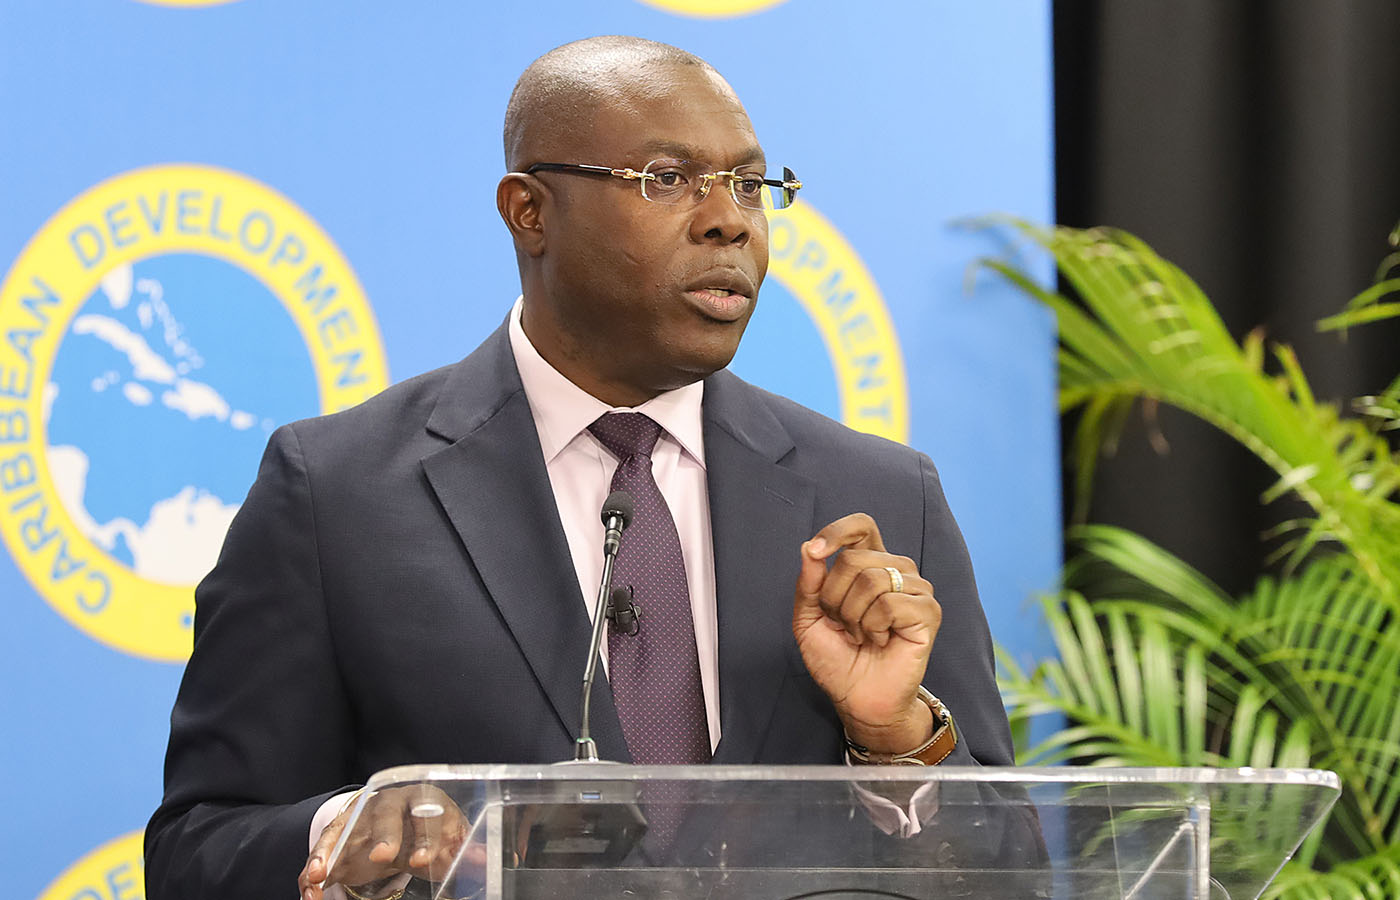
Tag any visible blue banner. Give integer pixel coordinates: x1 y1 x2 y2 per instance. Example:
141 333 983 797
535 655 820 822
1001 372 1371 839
0 2 1055 894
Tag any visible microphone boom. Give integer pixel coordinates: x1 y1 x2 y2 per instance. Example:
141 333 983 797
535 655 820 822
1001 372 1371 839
575 490 635 761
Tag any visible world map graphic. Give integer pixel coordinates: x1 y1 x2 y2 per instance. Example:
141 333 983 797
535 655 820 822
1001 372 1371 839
45 253 316 586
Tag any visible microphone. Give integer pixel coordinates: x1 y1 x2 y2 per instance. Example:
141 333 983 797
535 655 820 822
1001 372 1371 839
525 491 646 869
601 491 633 556
575 490 633 762
601 497 640 634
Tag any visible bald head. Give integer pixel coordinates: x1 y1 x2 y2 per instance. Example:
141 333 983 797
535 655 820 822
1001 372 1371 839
495 35 769 406
503 36 732 170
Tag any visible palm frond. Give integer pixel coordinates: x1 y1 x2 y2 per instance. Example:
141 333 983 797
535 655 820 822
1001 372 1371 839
983 222 1400 601
1264 843 1400 900
1069 527 1400 853
1002 530 1400 863
1316 278 1400 331
989 221 1400 892
1001 588 1316 774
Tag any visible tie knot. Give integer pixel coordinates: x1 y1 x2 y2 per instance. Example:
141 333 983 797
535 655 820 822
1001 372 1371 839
588 412 664 460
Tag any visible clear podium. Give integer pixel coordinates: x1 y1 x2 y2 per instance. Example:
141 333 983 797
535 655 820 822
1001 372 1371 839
327 764 1338 900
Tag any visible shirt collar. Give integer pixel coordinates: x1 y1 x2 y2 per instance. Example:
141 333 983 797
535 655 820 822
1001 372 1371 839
508 297 706 467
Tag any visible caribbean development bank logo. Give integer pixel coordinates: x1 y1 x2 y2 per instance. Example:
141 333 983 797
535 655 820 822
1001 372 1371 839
36 832 145 900
736 202 908 443
0 164 388 662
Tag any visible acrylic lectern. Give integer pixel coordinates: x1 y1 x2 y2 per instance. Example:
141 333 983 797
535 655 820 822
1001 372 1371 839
325 764 1338 900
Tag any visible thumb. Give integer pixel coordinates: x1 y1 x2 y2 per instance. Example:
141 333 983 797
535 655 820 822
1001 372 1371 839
306 817 344 888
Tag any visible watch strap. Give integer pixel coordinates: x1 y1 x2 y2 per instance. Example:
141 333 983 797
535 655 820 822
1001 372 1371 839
845 686 957 766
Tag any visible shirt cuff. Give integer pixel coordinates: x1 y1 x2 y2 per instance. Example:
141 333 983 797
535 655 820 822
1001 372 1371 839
846 760 943 838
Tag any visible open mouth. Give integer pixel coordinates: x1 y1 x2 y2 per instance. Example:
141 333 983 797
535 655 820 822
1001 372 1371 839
685 287 751 320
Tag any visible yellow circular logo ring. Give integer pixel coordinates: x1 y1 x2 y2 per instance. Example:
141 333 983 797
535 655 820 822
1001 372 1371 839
767 202 909 443
36 831 146 900
635 0 789 17
0 164 388 662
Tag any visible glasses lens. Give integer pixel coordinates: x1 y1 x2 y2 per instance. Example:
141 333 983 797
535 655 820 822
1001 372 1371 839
640 159 694 204
774 166 799 210
730 168 769 210
740 166 798 211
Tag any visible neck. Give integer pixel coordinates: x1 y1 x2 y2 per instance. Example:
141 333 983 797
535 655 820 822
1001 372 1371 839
519 302 660 408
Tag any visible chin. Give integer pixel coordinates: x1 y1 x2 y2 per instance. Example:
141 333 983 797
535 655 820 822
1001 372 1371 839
697 324 748 360
678 348 743 384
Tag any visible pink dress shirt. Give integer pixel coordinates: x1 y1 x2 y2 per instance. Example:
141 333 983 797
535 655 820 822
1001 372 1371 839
506 297 722 749
311 301 929 892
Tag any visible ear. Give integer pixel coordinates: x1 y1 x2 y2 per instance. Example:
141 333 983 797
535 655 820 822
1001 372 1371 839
496 173 547 257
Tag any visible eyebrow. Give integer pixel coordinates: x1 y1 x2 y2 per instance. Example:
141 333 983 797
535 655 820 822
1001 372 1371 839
639 140 767 169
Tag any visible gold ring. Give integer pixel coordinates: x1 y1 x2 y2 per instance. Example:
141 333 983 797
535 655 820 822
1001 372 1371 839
884 566 904 593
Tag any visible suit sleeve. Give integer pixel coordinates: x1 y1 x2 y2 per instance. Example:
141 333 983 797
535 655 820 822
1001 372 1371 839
914 453 1017 767
145 424 356 900
874 454 1047 879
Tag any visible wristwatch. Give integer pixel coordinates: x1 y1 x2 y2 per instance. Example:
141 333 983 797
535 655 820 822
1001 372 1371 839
845 686 957 766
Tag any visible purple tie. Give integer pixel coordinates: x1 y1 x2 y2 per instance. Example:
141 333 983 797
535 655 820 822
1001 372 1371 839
588 412 711 766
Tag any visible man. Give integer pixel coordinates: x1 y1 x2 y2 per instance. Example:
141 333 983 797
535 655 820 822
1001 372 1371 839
145 36 1017 900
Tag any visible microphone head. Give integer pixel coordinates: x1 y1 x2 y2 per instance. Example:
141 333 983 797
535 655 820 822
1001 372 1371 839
601 490 634 530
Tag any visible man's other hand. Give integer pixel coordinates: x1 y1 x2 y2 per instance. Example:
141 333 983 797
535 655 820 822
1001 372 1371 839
299 784 474 900
793 513 941 754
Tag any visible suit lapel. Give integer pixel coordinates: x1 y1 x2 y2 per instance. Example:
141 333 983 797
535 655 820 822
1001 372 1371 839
420 325 630 761
702 373 816 764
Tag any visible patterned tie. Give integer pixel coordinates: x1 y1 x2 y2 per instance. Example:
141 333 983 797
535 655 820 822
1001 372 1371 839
587 412 711 766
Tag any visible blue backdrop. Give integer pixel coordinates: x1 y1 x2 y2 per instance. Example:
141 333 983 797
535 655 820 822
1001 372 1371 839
0 1 1055 895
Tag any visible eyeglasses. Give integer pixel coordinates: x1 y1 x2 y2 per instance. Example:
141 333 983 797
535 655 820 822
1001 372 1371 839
524 158 803 211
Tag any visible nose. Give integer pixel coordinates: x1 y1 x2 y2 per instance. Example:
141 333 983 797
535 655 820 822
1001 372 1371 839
689 177 753 246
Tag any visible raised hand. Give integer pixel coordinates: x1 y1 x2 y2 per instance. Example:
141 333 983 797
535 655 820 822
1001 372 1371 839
793 513 942 754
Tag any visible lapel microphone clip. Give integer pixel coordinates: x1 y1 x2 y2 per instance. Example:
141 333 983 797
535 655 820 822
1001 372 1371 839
606 585 641 636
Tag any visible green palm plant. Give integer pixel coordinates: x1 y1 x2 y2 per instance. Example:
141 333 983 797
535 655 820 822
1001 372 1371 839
986 221 1400 899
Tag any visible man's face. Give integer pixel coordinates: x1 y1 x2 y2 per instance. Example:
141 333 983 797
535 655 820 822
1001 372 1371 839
525 66 769 405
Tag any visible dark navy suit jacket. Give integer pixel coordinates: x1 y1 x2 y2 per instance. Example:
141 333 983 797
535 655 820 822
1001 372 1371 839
145 321 1015 898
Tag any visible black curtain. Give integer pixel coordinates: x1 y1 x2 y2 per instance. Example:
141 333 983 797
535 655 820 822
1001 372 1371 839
1053 0 1400 595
